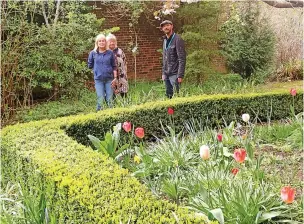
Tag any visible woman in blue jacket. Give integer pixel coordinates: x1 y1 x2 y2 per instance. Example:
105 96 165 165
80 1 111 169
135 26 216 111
88 34 117 111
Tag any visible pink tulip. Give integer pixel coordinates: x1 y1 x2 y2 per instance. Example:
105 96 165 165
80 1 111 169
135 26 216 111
135 127 145 139
122 121 132 133
200 145 210 160
290 88 297 96
233 148 246 163
281 186 295 204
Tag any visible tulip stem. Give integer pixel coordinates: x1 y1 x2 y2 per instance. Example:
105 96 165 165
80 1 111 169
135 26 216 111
206 161 213 208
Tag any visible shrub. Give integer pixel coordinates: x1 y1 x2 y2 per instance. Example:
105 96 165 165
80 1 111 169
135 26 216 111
271 59 303 82
1 1 118 122
220 2 275 79
176 1 222 83
1 120 209 223
65 91 303 146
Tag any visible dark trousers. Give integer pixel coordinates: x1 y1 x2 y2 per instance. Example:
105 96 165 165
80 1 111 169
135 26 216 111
165 74 180 99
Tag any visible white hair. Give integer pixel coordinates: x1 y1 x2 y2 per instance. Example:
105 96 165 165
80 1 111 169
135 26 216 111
106 33 117 49
94 33 106 51
106 33 117 42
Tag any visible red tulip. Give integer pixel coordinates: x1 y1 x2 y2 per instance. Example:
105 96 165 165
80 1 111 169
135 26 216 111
233 148 246 163
122 121 132 133
231 168 239 176
135 127 145 139
217 133 223 142
168 107 174 115
281 186 295 204
290 88 297 96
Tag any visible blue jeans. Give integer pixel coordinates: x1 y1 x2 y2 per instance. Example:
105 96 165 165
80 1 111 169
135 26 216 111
95 79 113 110
165 74 180 99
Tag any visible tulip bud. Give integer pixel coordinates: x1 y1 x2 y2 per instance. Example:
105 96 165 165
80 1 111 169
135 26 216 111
217 133 223 142
200 145 210 160
135 127 145 139
167 107 174 115
290 88 297 96
242 113 250 123
233 148 246 163
281 186 295 204
122 121 132 133
231 168 239 176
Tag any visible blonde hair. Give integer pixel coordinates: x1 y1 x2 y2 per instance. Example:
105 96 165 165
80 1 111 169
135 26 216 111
94 33 106 51
106 33 117 49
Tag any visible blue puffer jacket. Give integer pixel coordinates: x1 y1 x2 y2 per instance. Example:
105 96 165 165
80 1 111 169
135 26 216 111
88 50 117 81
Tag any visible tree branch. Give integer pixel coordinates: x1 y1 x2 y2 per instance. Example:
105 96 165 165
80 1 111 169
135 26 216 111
41 1 50 28
54 0 61 25
262 0 304 8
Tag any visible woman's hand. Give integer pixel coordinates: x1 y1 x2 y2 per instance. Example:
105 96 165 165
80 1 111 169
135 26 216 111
111 78 118 87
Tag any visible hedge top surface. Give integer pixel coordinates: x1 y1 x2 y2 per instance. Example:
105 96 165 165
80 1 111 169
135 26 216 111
6 89 299 130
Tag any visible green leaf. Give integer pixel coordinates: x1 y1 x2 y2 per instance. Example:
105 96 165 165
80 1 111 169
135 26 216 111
257 211 282 223
88 135 101 151
209 208 225 224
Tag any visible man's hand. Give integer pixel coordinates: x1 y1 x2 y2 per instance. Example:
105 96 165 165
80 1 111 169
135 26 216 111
162 75 166 81
178 77 182 83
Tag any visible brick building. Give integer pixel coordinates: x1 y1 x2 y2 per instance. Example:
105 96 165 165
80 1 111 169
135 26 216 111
89 2 227 81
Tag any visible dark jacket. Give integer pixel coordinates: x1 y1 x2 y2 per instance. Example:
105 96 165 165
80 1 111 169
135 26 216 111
88 50 117 81
162 33 186 78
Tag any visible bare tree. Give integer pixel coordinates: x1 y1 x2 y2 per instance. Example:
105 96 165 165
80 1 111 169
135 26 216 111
262 0 303 8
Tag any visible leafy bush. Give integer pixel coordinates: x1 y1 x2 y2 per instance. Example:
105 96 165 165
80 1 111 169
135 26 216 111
1 0 118 122
176 1 222 83
271 59 303 82
220 2 275 79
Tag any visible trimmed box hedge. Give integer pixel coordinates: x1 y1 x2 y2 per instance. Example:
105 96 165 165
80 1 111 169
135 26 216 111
65 91 303 146
2 90 302 223
2 119 212 223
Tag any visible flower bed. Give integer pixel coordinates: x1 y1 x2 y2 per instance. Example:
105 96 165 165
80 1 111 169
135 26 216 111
2 90 302 223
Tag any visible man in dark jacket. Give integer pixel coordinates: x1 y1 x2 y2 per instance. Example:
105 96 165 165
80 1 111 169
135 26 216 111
161 20 186 98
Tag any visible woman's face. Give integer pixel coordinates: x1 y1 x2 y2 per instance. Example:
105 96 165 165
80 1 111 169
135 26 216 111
97 38 106 49
108 39 116 50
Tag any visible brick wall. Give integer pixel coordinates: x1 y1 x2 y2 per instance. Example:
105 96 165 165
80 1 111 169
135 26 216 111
89 2 227 81
90 2 163 81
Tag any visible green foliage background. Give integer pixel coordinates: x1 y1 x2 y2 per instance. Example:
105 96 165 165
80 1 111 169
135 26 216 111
1 0 118 121
176 2 223 83
220 2 275 79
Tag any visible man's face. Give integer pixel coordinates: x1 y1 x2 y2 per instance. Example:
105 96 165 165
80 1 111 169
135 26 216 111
162 23 173 34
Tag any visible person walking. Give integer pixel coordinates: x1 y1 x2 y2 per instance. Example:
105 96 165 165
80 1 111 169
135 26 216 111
88 34 117 111
161 20 186 98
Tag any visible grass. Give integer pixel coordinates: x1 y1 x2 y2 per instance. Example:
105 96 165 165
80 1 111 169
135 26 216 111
14 78 302 124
